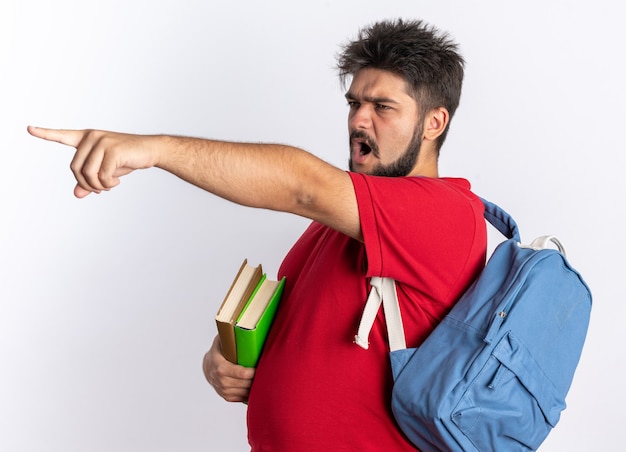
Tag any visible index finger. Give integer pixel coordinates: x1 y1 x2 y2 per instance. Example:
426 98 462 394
27 126 85 148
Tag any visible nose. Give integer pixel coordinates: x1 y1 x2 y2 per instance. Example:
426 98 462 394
348 104 372 130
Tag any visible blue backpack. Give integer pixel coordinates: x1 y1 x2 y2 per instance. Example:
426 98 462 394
355 199 592 451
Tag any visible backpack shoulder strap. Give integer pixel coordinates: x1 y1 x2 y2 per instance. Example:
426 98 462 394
354 198 520 351
481 198 520 242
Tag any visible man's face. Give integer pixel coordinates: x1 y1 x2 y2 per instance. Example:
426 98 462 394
346 68 423 176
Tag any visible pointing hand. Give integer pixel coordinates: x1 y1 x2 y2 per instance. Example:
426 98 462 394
28 126 161 198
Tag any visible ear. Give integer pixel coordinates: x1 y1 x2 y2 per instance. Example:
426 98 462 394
422 107 449 142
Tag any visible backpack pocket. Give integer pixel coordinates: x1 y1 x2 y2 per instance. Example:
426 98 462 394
450 332 565 451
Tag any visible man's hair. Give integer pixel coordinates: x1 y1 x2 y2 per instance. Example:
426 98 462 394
336 19 464 152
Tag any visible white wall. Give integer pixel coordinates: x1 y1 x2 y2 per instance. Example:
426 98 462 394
1 1 623 450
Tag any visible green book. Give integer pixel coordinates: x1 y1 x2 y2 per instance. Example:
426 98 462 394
234 276 286 368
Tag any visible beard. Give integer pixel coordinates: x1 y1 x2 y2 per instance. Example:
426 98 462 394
348 123 424 177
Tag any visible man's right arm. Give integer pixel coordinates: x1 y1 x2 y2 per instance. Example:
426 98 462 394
27 127 363 242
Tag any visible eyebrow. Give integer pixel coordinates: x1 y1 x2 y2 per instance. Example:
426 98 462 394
344 91 400 104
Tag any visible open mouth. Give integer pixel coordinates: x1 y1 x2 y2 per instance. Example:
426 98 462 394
350 131 378 167
359 141 372 156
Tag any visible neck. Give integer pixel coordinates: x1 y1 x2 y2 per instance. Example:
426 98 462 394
408 148 439 178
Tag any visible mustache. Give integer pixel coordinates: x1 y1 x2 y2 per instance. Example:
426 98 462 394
349 130 380 157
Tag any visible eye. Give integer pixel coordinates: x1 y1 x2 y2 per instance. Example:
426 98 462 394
376 103 391 111
347 101 360 109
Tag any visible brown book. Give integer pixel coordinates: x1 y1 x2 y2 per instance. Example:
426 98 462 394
215 259 263 363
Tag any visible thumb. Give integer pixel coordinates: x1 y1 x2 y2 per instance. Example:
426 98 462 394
27 126 85 148
73 184 93 199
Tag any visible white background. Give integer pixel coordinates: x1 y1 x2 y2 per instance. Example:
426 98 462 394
1 1 624 450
